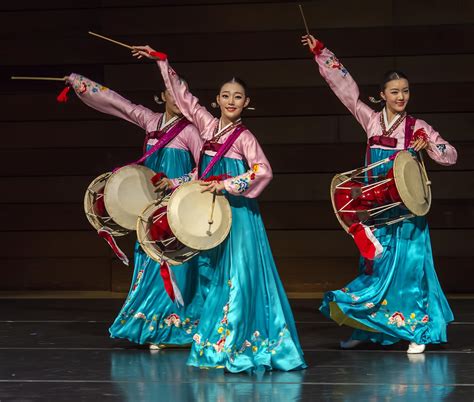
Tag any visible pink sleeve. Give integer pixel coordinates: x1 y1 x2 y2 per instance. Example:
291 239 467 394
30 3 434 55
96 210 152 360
67 73 158 131
222 131 273 198
157 61 216 136
181 124 204 166
315 48 375 133
169 168 198 188
416 120 457 166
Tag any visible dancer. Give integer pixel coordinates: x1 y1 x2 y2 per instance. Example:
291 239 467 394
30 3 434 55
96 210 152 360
131 45 307 372
66 73 205 348
302 35 457 354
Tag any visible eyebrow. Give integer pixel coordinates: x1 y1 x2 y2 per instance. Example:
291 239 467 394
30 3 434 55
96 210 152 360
389 87 409 91
221 91 244 95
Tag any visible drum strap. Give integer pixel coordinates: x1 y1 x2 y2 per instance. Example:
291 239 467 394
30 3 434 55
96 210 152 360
365 115 416 181
140 117 191 162
198 124 247 179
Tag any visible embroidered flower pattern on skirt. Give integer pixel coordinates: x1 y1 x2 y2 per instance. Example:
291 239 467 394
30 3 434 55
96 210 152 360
119 309 198 334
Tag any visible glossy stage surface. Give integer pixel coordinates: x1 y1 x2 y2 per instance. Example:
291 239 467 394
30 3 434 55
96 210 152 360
0 298 473 401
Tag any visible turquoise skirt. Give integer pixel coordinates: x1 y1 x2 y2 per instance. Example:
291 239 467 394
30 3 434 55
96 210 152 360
187 155 307 372
320 148 454 345
109 147 206 345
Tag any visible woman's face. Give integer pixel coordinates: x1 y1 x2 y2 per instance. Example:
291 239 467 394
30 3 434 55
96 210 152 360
161 89 181 116
216 82 250 123
380 78 410 114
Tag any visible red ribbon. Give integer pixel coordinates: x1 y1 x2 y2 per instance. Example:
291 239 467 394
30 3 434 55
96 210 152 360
57 86 71 103
160 260 175 302
311 40 325 56
97 227 129 266
148 50 168 60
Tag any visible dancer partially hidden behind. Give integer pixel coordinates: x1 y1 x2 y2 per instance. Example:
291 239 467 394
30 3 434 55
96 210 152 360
131 45 307 373
301 35 457 354
65 73 206 348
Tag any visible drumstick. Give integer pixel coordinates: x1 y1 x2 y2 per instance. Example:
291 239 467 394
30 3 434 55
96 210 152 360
11 76 66 81
208 192 217 226
88 31 134 50
298 4 311 37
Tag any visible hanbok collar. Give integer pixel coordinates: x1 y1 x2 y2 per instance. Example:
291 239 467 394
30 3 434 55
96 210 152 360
383 108 402 130
216 118 242 137
160 114 180 131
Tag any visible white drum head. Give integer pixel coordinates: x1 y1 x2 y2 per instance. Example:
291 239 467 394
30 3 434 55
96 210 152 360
393 151 431 216
104 165 157 230
167 181 232 250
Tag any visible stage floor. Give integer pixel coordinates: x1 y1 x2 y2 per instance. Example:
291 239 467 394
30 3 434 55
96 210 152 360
0 298 472 401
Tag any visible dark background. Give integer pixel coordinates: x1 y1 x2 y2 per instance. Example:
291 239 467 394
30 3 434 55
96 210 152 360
1 0 473 294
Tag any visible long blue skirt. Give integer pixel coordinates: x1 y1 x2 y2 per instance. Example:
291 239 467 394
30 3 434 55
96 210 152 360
320 148 454 345
109 147 205 345
187 155 307 372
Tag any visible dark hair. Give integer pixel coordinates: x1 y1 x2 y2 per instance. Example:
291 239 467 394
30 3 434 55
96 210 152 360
380 70 409 92
218 77 248 96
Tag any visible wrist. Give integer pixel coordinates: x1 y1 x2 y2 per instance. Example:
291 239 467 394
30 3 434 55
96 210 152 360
311 40 325 56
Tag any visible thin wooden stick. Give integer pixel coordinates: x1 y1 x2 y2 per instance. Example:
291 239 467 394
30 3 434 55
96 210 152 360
11 76 65 81
298 4 311 37
88 31 133 50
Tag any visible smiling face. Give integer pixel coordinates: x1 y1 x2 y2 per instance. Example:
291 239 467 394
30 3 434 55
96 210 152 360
216 81 250 124
161 89 182 117
380 78 410 115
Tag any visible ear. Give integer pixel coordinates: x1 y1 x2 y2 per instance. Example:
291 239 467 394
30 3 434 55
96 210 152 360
216 94 221 106
244 97 250 108
161 91 167 103
380 91 386 101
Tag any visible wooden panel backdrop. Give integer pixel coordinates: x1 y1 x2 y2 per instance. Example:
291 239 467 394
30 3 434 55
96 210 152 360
1 0 473 294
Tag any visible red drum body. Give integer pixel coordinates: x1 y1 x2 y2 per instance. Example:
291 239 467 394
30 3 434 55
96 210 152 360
331 151 431 232
137 181 232 266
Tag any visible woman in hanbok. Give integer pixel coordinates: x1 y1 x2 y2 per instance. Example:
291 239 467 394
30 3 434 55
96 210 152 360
131 46 307 372
301 35 457 353
66 73 205 348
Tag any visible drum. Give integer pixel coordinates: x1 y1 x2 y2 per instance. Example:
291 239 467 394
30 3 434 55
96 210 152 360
330 150 431 232
84 165 157 234
137 181 232 265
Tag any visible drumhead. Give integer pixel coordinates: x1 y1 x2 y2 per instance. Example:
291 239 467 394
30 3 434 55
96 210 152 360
393 151 431 216
104 165 157 230
84 172 128 236
167 181 232 250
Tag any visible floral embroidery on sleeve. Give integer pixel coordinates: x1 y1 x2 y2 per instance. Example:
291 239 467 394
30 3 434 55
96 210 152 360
325 56 348 77
73 75 108 95
436 144 447 154
225 164 259 194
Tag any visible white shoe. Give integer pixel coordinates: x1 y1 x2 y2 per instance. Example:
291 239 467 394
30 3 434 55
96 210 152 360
149 344 161 350
340 339 363 349
407 342 425 354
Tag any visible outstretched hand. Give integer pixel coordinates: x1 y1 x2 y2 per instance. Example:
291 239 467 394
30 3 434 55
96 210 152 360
301 34 319 52
131 45 159 60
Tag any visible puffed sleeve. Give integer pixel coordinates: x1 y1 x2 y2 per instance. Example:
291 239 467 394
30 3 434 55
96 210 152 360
415 120 457 166
222 131 273 198
157 61 216 137
67 73 158 131
314 47 375 134
181 124 204 166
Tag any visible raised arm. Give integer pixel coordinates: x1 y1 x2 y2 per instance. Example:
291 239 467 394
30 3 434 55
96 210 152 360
222 131 273 198
415 120 457 166
157 60 216 136
67 73 158 131
302 35 375 133
130 45 217 136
